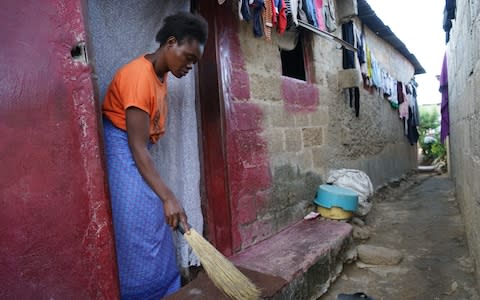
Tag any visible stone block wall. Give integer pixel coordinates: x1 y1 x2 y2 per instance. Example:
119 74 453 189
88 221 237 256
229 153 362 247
447 0 480 287
231 14 417 250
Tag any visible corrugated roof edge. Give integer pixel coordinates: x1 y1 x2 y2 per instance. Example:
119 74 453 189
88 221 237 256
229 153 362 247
357 0 426 75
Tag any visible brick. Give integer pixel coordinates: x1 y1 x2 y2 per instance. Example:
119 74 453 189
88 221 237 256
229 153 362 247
231 68 250 100
250 73 282 102
310 108 329 126
262 129 285 154
302 127 323 147
294 113 311 127
281 77 319 113
297 149 314 171
266 105 295 128
256 190 273 215
285 128 302 152
326 71 338 91
242 164 272 192
312 146 329 169
230 102 263 131
230 130 269 167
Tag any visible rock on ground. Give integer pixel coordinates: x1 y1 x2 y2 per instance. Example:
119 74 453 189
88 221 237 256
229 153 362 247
357 245 403 265
352 226 371 241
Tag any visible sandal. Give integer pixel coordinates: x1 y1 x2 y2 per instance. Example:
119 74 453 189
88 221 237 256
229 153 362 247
337 292 375 300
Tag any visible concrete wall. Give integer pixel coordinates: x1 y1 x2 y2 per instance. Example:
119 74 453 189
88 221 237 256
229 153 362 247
231 14 417 250
447 0 480 287
316 24 417 188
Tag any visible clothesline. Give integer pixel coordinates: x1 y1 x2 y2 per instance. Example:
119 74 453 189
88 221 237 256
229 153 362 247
298 20 356 52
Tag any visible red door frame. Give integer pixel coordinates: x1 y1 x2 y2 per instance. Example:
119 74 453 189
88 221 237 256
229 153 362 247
195 1 234 256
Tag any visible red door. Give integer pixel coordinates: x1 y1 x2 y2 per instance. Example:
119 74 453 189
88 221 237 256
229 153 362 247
196 1 234 256
0 0 119 298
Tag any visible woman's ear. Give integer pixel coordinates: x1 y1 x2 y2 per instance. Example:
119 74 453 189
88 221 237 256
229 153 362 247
166 36 177 48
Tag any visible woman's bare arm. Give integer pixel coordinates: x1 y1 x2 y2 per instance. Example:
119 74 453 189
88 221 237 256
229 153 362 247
125 107 189 231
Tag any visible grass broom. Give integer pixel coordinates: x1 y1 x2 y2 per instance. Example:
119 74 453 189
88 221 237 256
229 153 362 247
178 224 261 300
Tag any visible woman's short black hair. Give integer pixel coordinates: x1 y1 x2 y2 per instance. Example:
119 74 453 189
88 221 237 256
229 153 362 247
156 12 208 46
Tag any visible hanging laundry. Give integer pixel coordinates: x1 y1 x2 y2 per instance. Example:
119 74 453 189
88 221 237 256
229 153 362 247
443 0 456 43
389 80 399 109
406 106 419 145
397 81 405 104
314 0 326 31
285 0 300 27
355 26 365 65
276 0 287 33
297 0 309 26
366 46 373 81
323 0 337 32
240 0 252 21
398 82 409 129
382 72 393 99
303 0 318 27
263 0 274 40
380 69 388 96
252 0 265 37
370 54 382 88
341 21 360 117
273 0 279 27
410 80 420 127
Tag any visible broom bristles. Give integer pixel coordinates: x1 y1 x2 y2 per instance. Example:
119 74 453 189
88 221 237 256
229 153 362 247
184 229 261 300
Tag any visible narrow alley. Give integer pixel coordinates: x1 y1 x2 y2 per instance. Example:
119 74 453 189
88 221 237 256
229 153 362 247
2 0 480 298
323 173 479 300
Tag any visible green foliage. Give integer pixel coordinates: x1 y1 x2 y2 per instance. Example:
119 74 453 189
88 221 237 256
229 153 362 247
418 106 446 164
431 142 446 159
419 107 440 134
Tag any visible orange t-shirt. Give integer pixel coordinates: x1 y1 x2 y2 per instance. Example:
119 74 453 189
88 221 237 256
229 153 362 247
102 56 168 144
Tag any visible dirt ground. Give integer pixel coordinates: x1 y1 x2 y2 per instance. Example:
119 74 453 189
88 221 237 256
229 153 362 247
322 173 479 300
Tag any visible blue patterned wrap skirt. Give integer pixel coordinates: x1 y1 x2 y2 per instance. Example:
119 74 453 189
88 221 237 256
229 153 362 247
103 118 180 299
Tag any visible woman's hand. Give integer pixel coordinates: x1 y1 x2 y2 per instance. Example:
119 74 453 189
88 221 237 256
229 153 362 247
163 196 189 232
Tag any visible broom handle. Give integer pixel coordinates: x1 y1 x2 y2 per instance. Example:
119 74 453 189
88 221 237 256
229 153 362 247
177 223 190 235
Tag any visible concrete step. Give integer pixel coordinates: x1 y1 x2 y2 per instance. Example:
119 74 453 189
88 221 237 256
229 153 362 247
166 218 354 299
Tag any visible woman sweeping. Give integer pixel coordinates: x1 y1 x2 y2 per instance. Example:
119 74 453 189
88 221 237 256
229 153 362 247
101 12 208 299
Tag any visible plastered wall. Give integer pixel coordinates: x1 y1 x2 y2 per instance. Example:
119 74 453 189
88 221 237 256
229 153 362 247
447 0 480 287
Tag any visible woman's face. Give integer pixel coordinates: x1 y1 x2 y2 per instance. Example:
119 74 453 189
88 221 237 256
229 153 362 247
166 38 204 78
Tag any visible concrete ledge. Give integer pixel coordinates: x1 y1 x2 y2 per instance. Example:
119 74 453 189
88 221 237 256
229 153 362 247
166 219 354 299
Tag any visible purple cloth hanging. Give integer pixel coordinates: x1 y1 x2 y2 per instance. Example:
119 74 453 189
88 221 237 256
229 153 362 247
440 53 449 143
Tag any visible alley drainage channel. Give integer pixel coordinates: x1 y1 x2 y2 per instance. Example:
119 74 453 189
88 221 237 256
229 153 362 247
322 173 479 300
